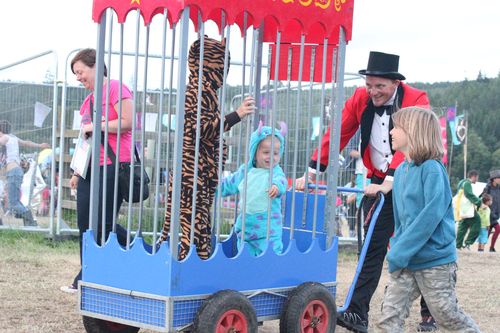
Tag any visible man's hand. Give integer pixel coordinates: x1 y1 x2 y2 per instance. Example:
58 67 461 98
364 180 392 196
295 175 306 191
349 149 360 159
295 171 316 191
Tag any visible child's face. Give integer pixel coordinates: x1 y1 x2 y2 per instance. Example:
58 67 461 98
486 199 493 207
255 136 281 168
390 125 408 153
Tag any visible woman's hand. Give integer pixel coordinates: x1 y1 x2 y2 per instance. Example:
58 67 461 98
70 174 79 190
236 96 256 120
82 123 94 137
39 143 50 149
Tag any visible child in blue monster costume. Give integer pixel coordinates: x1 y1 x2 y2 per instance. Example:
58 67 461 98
220 121 288 256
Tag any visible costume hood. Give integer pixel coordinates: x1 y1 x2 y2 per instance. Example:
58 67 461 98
188 36 229 90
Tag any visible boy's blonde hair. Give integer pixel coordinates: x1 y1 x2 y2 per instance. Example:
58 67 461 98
392 107 443 165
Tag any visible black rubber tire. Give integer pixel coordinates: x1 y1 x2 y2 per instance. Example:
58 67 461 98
279 282 336 333
193 289 258 333
82 316 140 333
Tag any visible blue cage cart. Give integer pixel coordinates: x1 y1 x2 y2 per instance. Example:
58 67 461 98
76 1 382 332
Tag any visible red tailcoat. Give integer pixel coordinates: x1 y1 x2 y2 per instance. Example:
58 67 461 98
311 83 430 179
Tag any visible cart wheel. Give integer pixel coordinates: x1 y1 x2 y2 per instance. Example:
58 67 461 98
82 316 140 333
279 282 336 333
193 290 258 333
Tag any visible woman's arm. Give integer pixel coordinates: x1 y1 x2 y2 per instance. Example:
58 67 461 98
17 139 50 149
83 98 133 134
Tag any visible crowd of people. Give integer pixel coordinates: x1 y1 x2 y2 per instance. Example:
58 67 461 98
456 169 500 253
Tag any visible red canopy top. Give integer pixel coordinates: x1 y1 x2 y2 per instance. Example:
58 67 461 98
92 0 354 44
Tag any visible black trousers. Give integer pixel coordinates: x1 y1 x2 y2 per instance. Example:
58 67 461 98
72 164 128 287
348 176 431 320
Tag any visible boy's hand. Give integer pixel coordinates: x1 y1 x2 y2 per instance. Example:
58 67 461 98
268 185 279 198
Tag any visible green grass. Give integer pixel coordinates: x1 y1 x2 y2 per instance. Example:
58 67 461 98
0 229 79 255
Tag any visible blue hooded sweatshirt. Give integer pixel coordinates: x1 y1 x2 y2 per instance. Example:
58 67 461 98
219 125 287 256
388 159 457 273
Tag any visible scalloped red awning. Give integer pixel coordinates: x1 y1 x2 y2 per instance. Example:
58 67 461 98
92 0 354 43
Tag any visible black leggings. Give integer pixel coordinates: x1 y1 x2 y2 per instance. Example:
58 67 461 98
72 164 128 287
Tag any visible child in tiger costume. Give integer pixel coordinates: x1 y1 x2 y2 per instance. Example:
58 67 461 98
160 36 254 260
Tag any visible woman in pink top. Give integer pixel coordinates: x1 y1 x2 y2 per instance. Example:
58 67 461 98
61 48 133 294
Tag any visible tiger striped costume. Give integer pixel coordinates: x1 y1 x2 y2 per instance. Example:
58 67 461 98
160 37 241 260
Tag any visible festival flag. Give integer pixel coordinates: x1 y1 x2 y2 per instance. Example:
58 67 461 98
34 102 51 128
447 106 461 145
439 116 448 165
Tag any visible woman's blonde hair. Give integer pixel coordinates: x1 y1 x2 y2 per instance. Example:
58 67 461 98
392 107 443 165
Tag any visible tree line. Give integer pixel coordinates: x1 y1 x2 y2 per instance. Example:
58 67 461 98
413 73 500 188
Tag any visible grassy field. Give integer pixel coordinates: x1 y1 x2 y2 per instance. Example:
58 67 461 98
0 229 498 333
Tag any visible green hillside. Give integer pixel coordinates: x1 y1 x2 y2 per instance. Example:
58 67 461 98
413 74 500 187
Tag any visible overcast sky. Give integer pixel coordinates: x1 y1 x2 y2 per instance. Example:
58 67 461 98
1 0 499 85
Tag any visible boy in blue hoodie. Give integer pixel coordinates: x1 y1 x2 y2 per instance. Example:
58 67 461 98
219 122 287 256
376 107 480 333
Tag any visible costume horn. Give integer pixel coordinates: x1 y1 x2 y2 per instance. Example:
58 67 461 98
278 121 287 137
257 120 264 135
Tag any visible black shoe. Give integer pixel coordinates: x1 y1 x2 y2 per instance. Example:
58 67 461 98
336 311 368 333
490 247 496 252
417 316 438 332
22 210 38 227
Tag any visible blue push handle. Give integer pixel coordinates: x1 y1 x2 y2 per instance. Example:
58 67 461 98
304 183 385 313
307 184 364 194
336 191 385 313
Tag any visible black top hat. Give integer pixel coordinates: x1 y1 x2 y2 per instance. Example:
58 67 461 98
358 51 406 80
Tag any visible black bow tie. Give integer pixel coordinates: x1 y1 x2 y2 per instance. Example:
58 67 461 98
374 105 392 117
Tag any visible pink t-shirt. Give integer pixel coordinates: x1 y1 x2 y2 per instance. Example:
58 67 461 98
80 80 133 166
